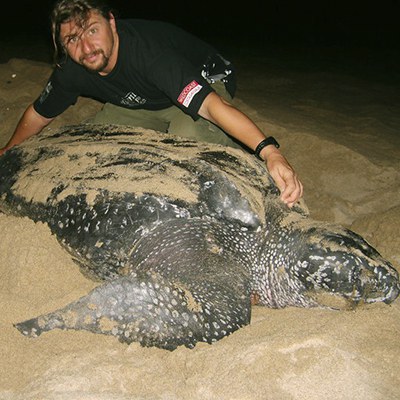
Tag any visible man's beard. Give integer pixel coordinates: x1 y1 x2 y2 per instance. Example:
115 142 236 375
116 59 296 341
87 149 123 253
80 49 110 73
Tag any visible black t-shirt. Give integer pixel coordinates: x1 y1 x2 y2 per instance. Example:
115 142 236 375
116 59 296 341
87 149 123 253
34 19 235 120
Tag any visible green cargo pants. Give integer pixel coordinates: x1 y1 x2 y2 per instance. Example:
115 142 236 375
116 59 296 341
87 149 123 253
91 82 241 149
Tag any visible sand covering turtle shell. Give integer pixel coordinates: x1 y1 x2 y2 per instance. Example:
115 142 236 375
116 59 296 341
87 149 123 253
11 124 269 211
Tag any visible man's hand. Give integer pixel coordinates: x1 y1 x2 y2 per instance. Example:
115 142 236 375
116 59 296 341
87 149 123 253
0 104 54 159
264 148 303 207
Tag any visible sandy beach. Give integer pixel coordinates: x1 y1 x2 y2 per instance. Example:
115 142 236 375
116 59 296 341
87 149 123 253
0 41 399 399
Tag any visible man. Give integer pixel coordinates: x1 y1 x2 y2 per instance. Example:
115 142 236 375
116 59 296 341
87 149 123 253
0 0 303 206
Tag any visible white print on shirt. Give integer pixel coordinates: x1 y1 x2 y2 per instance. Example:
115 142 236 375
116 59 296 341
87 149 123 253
177 80 202 108
38 81 53 104
120 91 147 106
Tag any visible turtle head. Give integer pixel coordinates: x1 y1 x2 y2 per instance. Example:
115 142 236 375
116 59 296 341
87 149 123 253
259 198 398 308
293 223 400 306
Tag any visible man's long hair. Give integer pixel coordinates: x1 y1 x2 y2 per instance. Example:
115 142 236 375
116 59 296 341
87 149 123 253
51 0 113 64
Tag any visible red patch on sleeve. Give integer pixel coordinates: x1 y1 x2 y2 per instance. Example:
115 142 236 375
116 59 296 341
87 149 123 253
177 80 203 107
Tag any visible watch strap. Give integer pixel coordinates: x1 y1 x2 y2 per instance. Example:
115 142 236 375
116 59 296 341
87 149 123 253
254 137 280 160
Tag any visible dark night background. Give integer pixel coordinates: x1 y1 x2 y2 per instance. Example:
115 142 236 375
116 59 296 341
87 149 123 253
0 0 399 82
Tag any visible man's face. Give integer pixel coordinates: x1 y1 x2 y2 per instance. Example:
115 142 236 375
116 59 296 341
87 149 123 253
59 10 117 74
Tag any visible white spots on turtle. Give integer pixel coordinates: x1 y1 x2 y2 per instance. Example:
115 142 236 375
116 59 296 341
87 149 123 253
111 327 119 336
295 260 308 272
103 217 114 231
309 255 324 261
175 207 190 219
326 255 338 262
182 312 190 321
120 216 128 228
147 205 156 213
333 261 346 274
163 308 170 317
123 202 134 220
94 220 101 231
213 321 220 330
203 180 215 189
64 204 75 216
139 281 147 289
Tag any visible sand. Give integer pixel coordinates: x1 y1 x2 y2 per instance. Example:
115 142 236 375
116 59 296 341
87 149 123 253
0 50 399 399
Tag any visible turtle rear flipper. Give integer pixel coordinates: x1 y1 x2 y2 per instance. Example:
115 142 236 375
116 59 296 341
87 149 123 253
15 318 45 338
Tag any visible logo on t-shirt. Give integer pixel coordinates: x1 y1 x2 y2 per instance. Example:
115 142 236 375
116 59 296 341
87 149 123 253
120 92 147 107
177 80 202 108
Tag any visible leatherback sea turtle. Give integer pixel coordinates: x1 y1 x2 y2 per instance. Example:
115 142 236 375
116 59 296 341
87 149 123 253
0 124 398 350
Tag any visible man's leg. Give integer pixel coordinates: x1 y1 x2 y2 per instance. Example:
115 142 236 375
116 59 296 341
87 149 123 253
91 103 169 132
90 82 243 149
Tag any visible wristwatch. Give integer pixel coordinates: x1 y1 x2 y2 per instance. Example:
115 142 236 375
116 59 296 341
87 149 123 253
254 136 280 160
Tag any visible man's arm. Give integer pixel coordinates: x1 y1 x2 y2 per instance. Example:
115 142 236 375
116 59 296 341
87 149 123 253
0 104 54 156
198 92 303 207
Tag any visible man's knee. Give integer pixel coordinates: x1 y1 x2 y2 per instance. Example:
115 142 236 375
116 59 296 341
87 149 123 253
92 103 169 132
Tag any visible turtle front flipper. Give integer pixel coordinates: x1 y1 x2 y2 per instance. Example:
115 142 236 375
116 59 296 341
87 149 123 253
14 266 251 350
